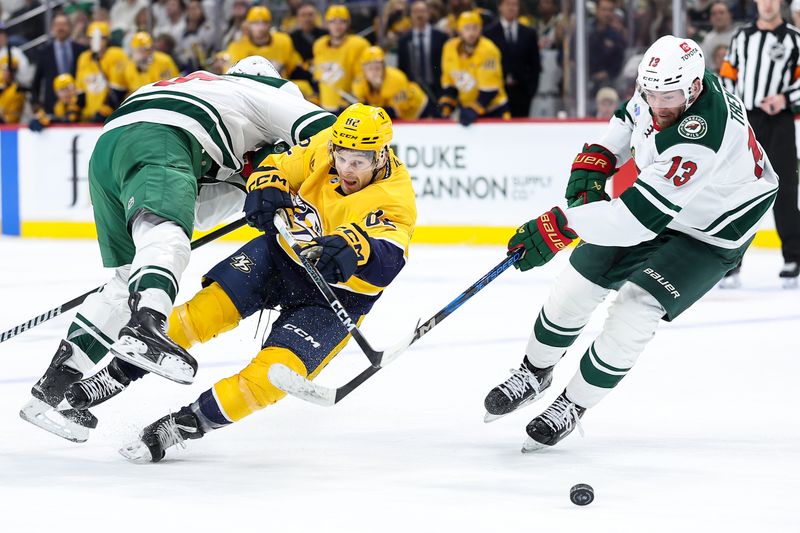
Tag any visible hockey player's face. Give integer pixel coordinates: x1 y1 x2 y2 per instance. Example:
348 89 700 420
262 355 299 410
363 61 384 85
459 24 481 46
333 148 376 194
643 88 686 128
328 18 348 38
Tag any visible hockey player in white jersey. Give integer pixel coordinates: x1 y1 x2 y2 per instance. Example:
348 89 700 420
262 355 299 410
19 56 336 443
483 36 779 451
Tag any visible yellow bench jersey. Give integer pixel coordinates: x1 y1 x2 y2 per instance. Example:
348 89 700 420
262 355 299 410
226 32 301 78
124 51 179 92
352 66 428 120
312 34 370 111
0 83 25 123
253 127 417 298
441 36 507 112
75 47 129 120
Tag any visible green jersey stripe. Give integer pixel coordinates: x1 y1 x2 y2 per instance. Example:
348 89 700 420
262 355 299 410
620 187 673 234
74 313 116 346
290 110 330 144
710 190 777 240
540 309 584 333
112 97 238 169
297 114 336 143
635 179 682 215
699 187 778 233
226 73 290 89
589 344 630 374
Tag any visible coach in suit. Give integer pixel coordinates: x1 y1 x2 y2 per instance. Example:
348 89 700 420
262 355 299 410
32 13 87 113
398 0 448 101
484 0 540 117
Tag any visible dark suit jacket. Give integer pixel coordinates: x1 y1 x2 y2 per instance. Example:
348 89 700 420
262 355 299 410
31 39 87 112
290 27 327 63
397 26 448 99
484 21 541 98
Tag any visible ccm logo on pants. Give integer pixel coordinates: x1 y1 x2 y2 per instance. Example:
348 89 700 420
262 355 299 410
282 323 321 348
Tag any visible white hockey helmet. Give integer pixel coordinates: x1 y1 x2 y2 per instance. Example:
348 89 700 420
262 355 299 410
637 36 705 109
226 55 281 78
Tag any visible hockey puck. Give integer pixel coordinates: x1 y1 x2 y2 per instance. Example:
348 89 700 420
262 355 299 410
570 484 594 506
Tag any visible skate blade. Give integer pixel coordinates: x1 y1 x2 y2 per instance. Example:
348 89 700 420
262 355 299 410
521 437 548 453
782 278 798 289
111 336 194 385
119 439 153 464
19 398 89 443
717 277 741 290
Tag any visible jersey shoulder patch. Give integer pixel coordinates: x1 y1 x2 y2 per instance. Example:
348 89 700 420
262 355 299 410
655 71 726 155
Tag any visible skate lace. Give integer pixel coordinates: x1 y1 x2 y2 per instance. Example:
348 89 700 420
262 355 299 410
498 367 540 401
540 396 584 437
80 369 124 403
155 414 188 452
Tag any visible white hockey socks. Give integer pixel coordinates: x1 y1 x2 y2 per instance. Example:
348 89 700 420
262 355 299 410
566 282 665 409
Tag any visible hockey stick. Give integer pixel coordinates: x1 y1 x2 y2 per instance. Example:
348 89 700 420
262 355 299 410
268 245 525 406
273 212 386 367
0 217 247 344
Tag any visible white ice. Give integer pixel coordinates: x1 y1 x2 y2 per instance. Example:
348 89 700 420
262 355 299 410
0 237 798 532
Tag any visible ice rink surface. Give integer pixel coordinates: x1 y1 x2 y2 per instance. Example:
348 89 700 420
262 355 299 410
0 237 798 532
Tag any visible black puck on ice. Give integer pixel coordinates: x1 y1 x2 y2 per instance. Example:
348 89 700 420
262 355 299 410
570 484 594 506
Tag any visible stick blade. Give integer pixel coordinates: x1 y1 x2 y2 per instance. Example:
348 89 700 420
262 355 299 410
269 364 336 407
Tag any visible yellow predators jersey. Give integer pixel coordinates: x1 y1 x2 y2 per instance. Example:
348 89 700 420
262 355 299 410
441 36 507 112
351 66 428 120
54 93 85 123
0 83 25 123
254 128 417 298
312 34 370 111
75 47 129 120
124 51 179 92
226 32 301 78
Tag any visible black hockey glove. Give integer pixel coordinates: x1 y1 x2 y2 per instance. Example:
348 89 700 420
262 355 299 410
300 235 359 284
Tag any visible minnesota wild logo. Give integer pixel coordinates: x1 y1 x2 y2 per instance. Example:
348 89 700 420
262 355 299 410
678 116 707 139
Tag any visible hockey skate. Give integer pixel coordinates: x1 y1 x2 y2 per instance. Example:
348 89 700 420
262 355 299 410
717 266 741 289
521 391 586 453
119 407 204 463
110 293 198 384
484 358 553 422
65 358 132 410
779 262 799 289
19 340 98 443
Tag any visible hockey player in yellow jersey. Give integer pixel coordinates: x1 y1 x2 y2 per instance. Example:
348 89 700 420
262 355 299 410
118 104 416 462
29 74 87 131
75 21 129 122
439 11 509 126
0 56 24 124
123 32 179 92
312 5 370 112
352 46 434 120
226 6 303 80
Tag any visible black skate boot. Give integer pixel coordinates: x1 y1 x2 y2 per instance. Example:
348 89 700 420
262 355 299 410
119 406 205 463
65 358 132 409
484 357 554 422
522 391 586 452
110 293 198 384
779 262 799 289
19 340 98 443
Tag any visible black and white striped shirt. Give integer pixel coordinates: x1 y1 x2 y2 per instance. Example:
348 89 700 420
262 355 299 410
720 22 800 111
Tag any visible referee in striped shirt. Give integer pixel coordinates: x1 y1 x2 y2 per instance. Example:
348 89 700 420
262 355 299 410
720 0 800 286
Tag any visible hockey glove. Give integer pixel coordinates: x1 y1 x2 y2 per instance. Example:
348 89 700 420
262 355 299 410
459 106 479 126
300 235 359 284
509 207 577 272
565 144 616 206
244 168 293 233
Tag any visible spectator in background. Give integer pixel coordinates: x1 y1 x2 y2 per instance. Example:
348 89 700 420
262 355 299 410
29 73 86 131
122 7 153 54
701 1 736 68
0 23 34 88
0 55 25 124
75 21 129 122
176 0 214 73
352 46 434 119
109 0 149 40
593 86 618 119
711 43 728 75
31 13 87 113
290 3 326 63
531 0 565 117
312 5 369 113
439 10 509 126
7 0 45 44
587 0 625 95
382 0 412 50
152 0 186 44
69 6 91 47
484 0 540 117
792 0 800 27
154 32 177 59
226 6 302 80
124 31 179 92
279 0 306 33
398 0 448 101
222 0 250 49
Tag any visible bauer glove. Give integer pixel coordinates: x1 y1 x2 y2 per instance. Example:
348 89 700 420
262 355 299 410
509 207 577 272
244 168 293 233
301 223 371 284
565 144 616 206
